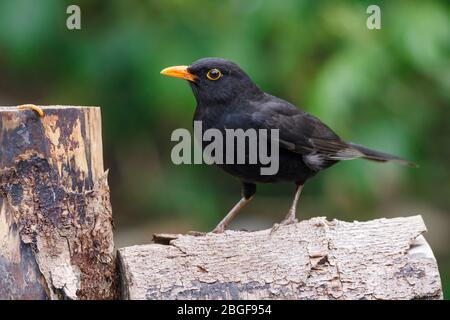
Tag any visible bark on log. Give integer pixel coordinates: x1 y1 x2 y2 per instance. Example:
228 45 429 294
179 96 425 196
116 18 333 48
118 215 442 300
0 106 116 300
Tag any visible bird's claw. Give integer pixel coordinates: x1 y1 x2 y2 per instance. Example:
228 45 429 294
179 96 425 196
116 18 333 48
17 104 45 118
279 216 298 226
270 214 298 234
210 224 226 234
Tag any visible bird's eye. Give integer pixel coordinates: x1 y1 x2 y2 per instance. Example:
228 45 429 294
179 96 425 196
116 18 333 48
206 68 222 81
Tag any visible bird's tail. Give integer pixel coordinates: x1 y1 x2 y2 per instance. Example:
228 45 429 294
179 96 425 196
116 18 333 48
347 142 418 168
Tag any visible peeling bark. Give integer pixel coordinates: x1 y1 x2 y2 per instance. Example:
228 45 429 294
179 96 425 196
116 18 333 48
118 216 442 300
0 106 116 299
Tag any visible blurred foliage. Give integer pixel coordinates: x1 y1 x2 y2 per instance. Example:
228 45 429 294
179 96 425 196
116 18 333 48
0 0 449 298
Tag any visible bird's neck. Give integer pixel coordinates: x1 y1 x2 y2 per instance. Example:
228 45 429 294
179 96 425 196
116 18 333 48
191 79 264 107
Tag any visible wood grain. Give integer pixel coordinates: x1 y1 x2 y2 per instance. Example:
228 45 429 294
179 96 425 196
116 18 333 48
0 106 116 299
118 216 442 300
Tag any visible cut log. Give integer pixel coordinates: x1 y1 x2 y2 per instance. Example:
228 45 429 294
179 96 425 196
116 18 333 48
118 215 442 300
0 106 116 300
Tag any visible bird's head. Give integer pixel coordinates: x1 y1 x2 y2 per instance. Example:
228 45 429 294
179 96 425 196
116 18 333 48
161 58 263 105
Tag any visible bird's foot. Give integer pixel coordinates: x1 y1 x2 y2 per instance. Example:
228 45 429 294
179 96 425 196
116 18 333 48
279 215 298 226
210 223 227 234
17 104 44 117
270 211 298 234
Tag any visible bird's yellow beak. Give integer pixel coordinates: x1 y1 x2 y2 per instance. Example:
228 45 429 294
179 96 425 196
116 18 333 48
160 65 197 82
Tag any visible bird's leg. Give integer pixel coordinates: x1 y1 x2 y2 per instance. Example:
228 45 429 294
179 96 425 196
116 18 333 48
211 197 251 233
281 183 303 225
271 184 303 233
17 104 45 117
211 182 256 234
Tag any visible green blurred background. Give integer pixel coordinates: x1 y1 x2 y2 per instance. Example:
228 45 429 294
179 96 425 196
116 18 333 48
0 0 448 298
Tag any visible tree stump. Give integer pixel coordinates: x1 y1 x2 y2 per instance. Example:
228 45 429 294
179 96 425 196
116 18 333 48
0 106 115 300
118 215 442 300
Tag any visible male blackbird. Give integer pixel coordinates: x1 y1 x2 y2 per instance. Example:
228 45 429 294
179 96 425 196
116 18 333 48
161 58 415 233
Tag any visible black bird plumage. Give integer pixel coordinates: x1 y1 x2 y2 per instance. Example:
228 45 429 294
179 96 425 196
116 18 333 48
161 57 416 233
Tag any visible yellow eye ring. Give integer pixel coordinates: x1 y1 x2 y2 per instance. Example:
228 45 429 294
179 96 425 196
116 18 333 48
206 68 222 80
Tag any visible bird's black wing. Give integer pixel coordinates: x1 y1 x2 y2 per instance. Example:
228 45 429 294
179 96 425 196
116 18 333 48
245 96 366 170
222 95 415 169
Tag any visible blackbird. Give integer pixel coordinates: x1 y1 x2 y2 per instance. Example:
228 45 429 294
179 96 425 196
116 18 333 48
161 58 416 233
